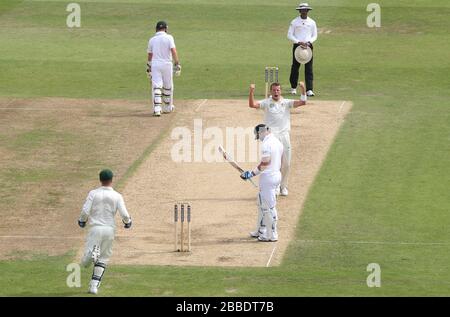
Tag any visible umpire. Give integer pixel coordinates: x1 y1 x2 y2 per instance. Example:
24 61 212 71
287 3 317 97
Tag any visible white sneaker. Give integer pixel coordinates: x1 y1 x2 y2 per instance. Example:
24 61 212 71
271 233 278 242
250 230 264 238
275 186 280 196
163 104 175 113
258 236 277 242
280 188 288 196
153 105 162 116
306 90 315 97
91 245 100 265
88 280 99 295
290 88 297 95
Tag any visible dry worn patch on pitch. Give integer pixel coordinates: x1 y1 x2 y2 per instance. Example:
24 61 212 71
0 97 179 259
112 99 352 267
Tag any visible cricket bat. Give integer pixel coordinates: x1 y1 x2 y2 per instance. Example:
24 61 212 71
218 145 258 188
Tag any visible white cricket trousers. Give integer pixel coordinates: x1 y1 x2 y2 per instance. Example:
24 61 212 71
151 61 173 112
255 172 281 240
81 225 115 267
273 131 291 190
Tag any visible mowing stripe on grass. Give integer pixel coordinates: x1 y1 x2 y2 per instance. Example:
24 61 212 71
296 239 450 246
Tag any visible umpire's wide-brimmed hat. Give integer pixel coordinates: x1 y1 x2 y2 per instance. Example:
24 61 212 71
294 46 313 64
296 3 313 10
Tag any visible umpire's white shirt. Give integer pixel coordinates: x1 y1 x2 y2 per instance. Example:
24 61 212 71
287 16 318 44
259 97 295 134
79 186 131 228
147 31 176 63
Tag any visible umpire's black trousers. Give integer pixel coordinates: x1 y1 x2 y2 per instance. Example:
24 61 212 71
289 43 314 91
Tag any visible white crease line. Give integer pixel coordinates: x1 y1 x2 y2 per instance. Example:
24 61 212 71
0 235 252 241
298 239 450 246
0 235 143 239
0 108 79 111
195 99 208 112
3 236 447 246
0 235 81 239
338 100 346 114
0 235 250 242
266 246 277 267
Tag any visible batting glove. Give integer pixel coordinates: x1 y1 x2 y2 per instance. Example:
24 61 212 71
78 220 86 228
174 63 181 76
146 62 151 78
123 219 132 229
240 170 255 180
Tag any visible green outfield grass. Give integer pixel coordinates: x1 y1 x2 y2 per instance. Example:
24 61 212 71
0 0 449 296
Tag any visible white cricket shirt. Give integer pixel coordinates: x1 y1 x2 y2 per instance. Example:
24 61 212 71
79 186 131 228
260 133 284 175
259 97 295 134
287 16 318 44
147 31 176 63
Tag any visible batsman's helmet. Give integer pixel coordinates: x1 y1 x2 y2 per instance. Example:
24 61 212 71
254 124 269 140
99 169 113 182
156 21 168 31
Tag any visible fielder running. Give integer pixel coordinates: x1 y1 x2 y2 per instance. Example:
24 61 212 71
240 124 284 242
78 169 132 295
248 82 307 196
146 21 181 116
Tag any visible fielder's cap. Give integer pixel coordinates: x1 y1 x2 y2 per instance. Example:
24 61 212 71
99 169 114 182
296 2 312 10
294 45 313 64
156 21 168 30
254 124 269 140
